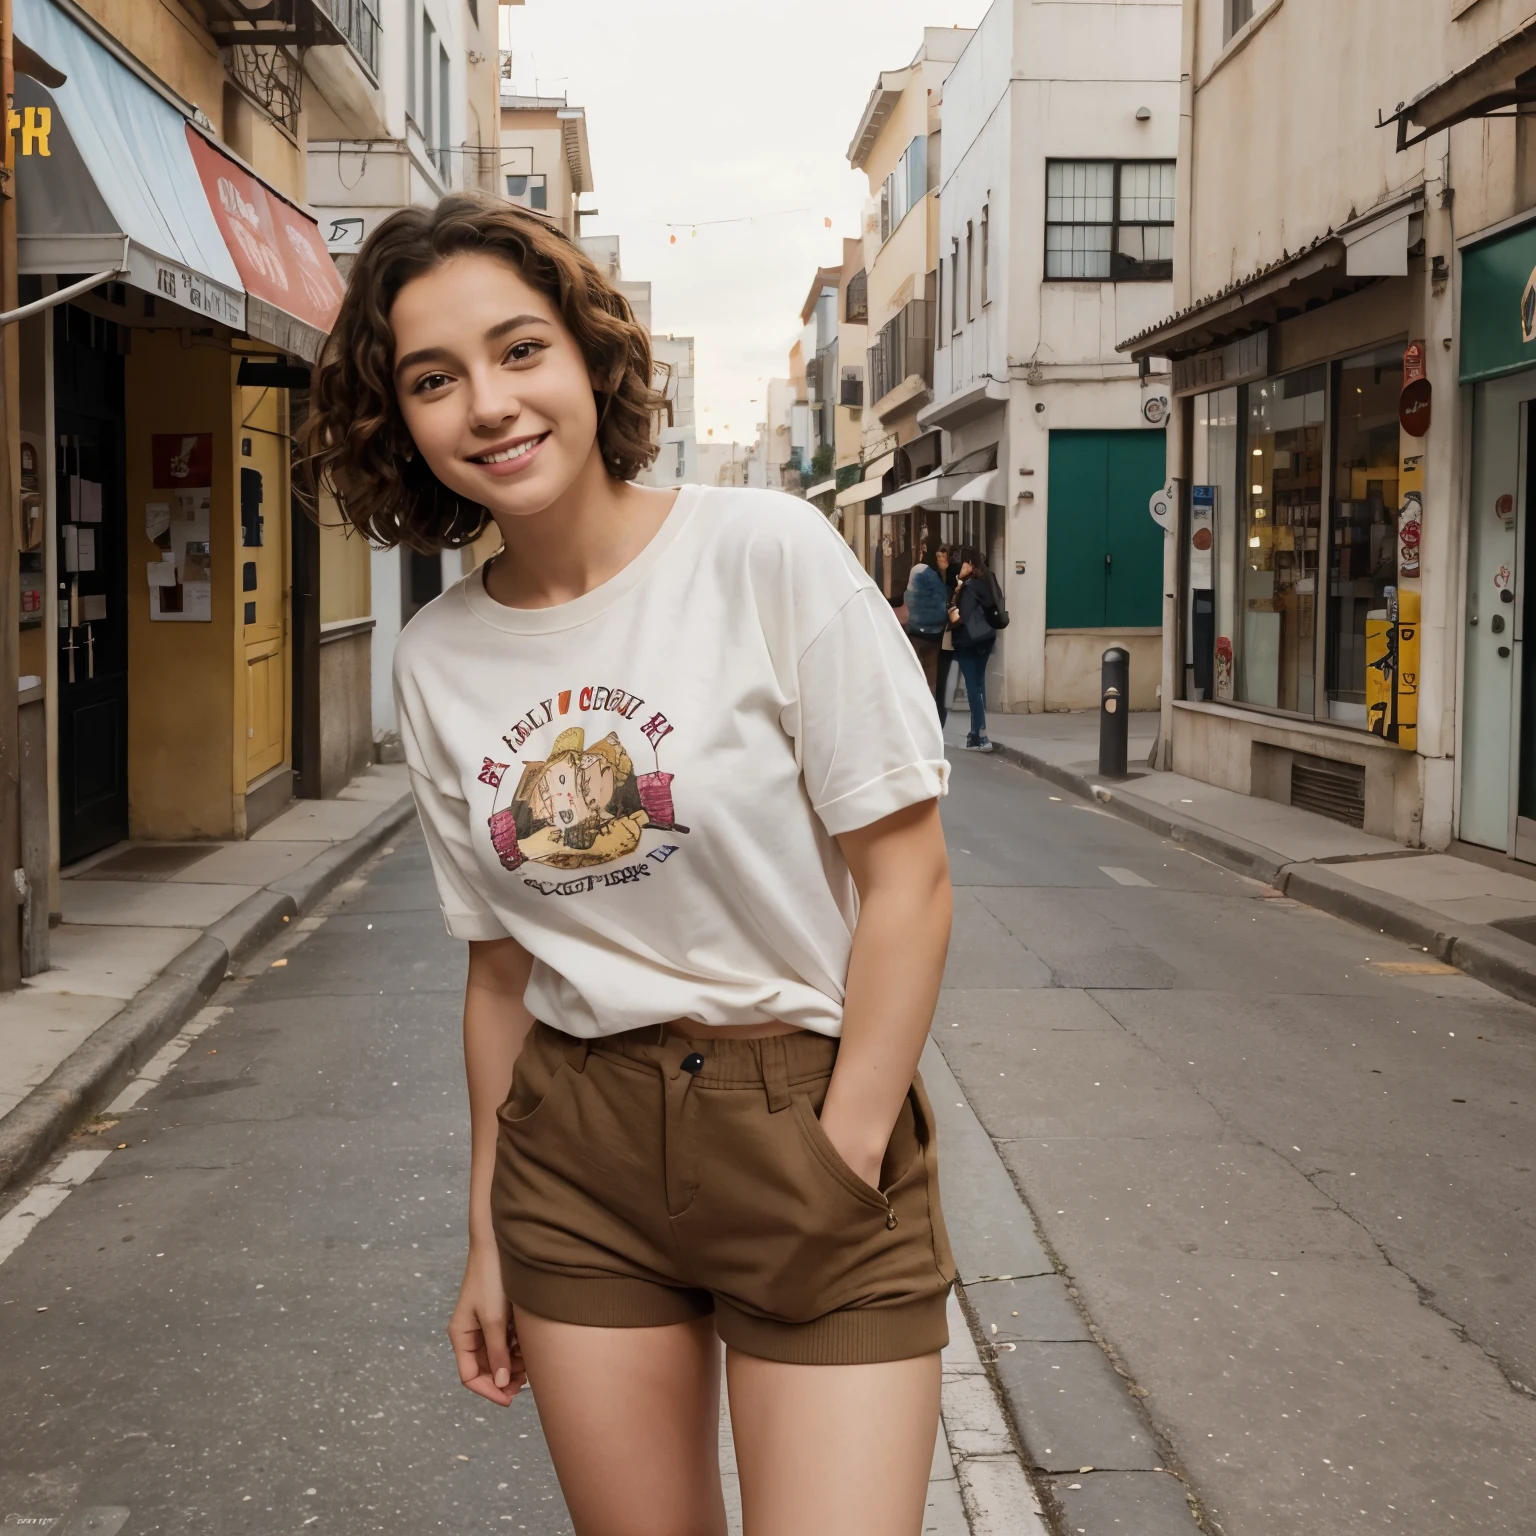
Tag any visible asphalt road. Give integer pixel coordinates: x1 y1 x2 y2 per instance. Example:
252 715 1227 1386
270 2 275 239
3 751 1534 1536
936 746 1536 1534
0 839 572 1536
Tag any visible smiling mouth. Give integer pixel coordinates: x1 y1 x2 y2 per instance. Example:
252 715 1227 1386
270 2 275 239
470 433 550 466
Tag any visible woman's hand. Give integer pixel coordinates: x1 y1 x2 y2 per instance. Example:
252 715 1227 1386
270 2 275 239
449 1241 526 1407
817 1109 886 1193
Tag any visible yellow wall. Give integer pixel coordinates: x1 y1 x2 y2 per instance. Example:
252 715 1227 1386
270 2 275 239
124 333 240 839
318 499 371 624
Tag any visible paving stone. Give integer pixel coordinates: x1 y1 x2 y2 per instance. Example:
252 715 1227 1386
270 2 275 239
1048 1470 1199 1535
993 1341 1161 1473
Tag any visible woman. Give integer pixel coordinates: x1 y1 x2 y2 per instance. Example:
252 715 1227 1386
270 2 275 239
902 544 949 700
303 193 955 1536
932 545 958 725
951 548 1001 753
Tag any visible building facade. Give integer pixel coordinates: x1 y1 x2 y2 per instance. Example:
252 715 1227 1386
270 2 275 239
1125 0 1536 854
836 28 971 597
920 0 1181 713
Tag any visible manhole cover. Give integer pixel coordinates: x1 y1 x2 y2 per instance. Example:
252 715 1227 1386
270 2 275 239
80 844 216 881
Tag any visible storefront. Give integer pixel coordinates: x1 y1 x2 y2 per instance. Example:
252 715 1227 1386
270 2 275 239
1457 215 1536 859
11 0 348 964
1126 200 1437 842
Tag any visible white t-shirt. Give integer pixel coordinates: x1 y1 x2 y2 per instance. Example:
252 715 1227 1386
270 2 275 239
393 484 949 1039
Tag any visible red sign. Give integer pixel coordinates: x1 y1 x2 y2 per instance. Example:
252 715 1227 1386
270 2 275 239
1403 340 1426 384
152 433 214 489
184 126 346 335
1399 376 1433 438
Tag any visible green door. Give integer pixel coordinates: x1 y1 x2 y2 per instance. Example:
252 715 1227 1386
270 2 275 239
1046 429 1166 629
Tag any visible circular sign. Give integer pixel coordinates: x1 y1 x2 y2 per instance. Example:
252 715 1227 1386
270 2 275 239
1143 395 1169 425
1399 376 1432 437
1191 526 1214 551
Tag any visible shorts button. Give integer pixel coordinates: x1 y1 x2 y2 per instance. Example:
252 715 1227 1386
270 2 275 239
681 1052 705 1074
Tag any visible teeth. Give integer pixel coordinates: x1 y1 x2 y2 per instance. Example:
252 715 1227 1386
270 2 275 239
477 436 544 465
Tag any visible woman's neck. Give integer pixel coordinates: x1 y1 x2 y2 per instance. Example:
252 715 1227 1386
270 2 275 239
481 450 679 611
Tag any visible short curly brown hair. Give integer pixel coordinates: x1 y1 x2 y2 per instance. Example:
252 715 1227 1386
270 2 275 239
301 193 662 551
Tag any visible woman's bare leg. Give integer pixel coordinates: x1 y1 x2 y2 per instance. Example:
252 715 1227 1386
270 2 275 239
514 1307 728 1536
725 1349 942 1536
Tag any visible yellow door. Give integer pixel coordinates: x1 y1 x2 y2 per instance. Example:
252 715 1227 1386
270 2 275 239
240 383 291 786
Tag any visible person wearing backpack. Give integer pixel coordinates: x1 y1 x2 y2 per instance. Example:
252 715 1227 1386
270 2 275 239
949 547 1009 752
902 544 950 700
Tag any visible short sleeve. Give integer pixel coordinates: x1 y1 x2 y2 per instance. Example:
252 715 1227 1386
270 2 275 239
792 585 950 837
394 666 508 942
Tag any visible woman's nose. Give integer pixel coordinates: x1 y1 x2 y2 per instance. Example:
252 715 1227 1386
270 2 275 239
466 370 519 430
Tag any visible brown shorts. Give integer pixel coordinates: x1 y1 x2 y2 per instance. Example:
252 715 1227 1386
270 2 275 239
492 1022 955 1365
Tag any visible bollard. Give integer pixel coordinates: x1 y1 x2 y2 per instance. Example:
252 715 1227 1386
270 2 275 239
1099 647 1130 779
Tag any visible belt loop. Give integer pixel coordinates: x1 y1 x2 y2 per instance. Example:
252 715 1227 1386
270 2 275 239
761 1035 792 1113
561 1032 590 1074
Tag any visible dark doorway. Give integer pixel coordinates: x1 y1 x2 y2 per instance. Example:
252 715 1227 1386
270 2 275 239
402 549 443 625
54 302 128 866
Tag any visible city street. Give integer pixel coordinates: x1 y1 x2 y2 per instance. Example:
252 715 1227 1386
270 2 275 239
2 750 1534 1534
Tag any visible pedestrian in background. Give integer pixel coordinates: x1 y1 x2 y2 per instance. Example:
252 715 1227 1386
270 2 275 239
903 544 949 699
952 547 1007 753
303 193 956 1536
933 544 959 725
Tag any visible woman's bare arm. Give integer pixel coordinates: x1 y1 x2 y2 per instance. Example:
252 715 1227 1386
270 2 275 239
451 936 538 1406
819 799 952 1188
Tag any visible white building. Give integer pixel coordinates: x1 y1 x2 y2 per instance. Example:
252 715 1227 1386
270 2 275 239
914 0 1181 712
307 1 506 762
641 335 700 489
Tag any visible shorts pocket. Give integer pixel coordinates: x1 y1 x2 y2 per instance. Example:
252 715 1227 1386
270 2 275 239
498 1033 573 1129
789 1092 892 1214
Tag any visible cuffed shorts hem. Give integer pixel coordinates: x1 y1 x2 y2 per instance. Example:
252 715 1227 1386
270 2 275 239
506 1256 951 1366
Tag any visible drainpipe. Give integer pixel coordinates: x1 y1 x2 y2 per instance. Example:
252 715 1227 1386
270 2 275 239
0 0 20 990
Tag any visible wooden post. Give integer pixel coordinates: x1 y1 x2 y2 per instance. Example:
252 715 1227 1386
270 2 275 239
0 0 22 991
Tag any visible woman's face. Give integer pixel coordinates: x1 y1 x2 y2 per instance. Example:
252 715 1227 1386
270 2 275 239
936 549 950 572
391 252 600 520
959 560 974 579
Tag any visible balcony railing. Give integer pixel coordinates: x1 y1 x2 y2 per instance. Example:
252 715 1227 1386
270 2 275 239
320 0 380 78
868 299 934 409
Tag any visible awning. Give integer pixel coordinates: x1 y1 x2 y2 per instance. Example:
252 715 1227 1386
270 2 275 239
14 0 343 360
956 469 1004 504
864 451 896 482
804 478 837 499
185 129 346 360
835 479 885 509
883 471 964 515
14 0 244 327
1392 20 1536 149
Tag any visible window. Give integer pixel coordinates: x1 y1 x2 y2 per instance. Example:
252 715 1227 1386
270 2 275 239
1226 0 1255 40
421 13 435 153
966 221 975 321
950 239 960 334
981 203 990 306
1045 160 1175 281
845 269 868 324
406 0 417 121
868 296 935 406
506 173 548 211
879 135 929 243
438 44 450 173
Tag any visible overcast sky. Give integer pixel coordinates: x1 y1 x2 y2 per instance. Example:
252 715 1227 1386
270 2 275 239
500 0 992 448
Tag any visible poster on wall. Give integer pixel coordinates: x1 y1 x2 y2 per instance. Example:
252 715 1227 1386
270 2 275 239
1190 485 1215 589
1398 453 1424 581
148 435 214 622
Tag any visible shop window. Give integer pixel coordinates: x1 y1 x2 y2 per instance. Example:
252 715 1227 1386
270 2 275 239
1326 345 1406 725
1238 367 1326 713
1046 160 1175 281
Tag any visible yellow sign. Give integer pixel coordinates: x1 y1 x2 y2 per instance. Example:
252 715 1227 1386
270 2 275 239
6 107 52 157
1366 591 1420 750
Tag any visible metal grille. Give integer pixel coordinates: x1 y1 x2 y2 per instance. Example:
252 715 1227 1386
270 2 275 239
1290 756 1365 828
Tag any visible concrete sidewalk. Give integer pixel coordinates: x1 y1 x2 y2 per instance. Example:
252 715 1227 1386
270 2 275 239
969 711 1536 1014
0 764 414 1193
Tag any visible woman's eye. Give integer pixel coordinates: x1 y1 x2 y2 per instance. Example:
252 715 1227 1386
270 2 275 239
412 372 452 394
505 340 544 365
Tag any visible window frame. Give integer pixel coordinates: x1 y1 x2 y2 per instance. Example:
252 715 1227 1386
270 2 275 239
950 238 960 336
965 220 975 322
1044 158 1176 283
981 201 991 307
1225 0 1256 42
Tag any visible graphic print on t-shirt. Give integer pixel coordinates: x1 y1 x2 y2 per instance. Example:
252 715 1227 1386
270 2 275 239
483 685 686 881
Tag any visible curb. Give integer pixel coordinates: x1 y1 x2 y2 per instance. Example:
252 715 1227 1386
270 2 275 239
0 796 416 1197
983 739 1536 1015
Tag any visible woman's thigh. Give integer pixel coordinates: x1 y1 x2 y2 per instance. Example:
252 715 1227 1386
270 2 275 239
515 1307 728 1536
725 1348 942 1536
